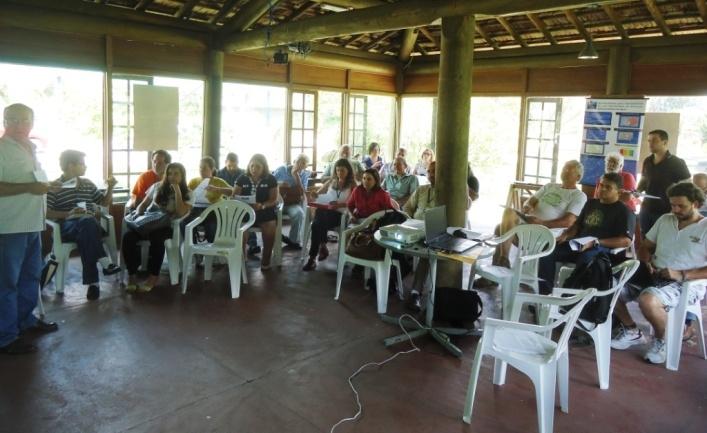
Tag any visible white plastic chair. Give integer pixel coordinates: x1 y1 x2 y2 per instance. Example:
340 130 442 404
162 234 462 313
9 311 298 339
552 259 640 389
46 208 118 294
468 224 556 319
182 200 255 299
665 278 706 371
463 288 596 433
335 210 403 314
300 207 349 261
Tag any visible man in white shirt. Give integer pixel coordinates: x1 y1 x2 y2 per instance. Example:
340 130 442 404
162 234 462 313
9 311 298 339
0 103 61 355
611 182 707 364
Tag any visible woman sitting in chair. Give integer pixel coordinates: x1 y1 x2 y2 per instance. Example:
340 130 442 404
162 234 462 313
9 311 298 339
182 156 230 243
123 162 193 293
303 159 356 271
232 154 278 271
347 168 398 221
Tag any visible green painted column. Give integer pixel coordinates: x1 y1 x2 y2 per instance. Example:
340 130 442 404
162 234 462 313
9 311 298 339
203 47 224 162
606 44 631 96
434 14 475 288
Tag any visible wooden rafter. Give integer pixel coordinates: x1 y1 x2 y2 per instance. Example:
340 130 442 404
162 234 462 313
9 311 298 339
360 30 397 51
220 0 284 34
527 12 557 45
602 4 629 39
175 0 199 19
564 9 591 41
414 41 428 55
475 22 500 49
284 1 318 24
497 16 528 47
697 0 707 30
339 33 367 47
418 27 438 48
398 28 419 61
134 0 154 12
643 0 672 36
210 0 241 24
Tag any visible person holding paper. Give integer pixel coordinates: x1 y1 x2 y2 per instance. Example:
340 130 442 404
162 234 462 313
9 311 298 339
0 103 62 354
637 129 690 235
537 172 635 294
611 182 706 364
46 150 120 301
362 142 384 171
127 149 171 210
182 156 230 243
273 154 312 250
303 159 356 271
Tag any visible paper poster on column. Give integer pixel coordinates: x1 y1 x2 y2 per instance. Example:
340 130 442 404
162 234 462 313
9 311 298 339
133 84 179 151
639 113 680 162
579 98 647 186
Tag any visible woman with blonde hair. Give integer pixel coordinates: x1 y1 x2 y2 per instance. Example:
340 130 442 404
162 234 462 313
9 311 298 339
413 147 435 177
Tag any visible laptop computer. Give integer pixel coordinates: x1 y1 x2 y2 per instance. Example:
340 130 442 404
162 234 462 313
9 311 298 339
424 206 478 253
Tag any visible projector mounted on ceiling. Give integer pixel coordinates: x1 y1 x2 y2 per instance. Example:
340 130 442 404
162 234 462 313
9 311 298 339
273 49 288 64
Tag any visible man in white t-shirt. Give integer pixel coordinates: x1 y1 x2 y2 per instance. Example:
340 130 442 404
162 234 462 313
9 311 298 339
611 182 707 364
490 160 587 268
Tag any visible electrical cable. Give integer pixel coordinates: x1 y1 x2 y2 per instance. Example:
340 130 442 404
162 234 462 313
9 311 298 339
329 314 425 433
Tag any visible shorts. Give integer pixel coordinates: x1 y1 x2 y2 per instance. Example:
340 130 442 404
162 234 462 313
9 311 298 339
620 279 706 311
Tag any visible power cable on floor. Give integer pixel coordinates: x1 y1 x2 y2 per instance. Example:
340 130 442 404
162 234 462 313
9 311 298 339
329 314 424 433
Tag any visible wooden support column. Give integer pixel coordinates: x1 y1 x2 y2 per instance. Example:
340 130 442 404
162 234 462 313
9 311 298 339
606 44 631 95
435 14 474 288
203 48 224 162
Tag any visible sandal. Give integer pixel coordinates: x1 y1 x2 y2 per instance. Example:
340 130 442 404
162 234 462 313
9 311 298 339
317 245 329 261
303 257 317 271
125 283 138 293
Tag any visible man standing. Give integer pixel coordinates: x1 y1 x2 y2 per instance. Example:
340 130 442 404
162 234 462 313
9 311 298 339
537 172 635 294
637 129 690 234
273 154 311 249
611 182 706 364
0 103 60 355
127 149 171 209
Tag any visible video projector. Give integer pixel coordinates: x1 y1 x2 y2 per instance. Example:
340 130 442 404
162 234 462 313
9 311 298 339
379 223 425 245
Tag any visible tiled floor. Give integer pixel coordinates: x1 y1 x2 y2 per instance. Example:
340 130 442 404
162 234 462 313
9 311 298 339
1 245 705 433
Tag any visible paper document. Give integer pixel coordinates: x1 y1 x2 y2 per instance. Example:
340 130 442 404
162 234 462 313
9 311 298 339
569 236 598 251
632 191 660 200
233 195 256 204
193 178 211 205
61 178 78 189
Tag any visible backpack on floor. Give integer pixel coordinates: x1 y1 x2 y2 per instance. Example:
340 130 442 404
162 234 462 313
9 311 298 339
433 287 483 328
563 252 613 324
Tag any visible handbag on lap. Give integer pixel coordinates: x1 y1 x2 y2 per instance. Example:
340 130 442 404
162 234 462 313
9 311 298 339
124 209 171 237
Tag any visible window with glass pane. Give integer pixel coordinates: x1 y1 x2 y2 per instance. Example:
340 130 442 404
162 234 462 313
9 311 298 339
348 95 367 157
221 83 287 171
112 76 151 193
400 96 436 165
289 90 316 167
360 94 396 161
316 91 342 170
0 63 103 183
522 98 562 184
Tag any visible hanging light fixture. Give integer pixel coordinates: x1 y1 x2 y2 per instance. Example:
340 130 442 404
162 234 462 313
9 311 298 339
578 38 599 59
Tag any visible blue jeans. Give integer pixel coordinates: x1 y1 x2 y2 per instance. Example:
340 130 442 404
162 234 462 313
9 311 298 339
61 216 107 285
0 232 41 346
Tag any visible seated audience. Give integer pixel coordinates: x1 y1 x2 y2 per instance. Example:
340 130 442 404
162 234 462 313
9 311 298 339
413 148 435 176
233 154 279 271
273 154 311 250
610 182 706 363
127 149 170 210
493 160 587 268
302 159 356 271
382 157 418 207
183 156 230 243
537 172 635 294
694 173 707 217
362 142 384 171
593 152 638 213
347 168 398 220
46 150 120 301
123 163 192 292
321 145 363 182
380 147 411 179
216 152 245 187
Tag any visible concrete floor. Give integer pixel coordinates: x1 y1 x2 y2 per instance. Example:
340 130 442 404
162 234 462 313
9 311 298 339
1 244 706 433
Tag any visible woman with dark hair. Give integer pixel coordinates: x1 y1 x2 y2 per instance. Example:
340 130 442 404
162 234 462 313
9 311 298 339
347 168 398 220
182 156 230 243
233 154 279 271
362 142 384 170
123 162 193 292
303 159 356 271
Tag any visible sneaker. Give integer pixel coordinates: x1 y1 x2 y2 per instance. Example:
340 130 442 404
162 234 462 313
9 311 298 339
644 338 666 364
611 324 645 350
283 242 302 251
86 284 100 301
102 264 121 276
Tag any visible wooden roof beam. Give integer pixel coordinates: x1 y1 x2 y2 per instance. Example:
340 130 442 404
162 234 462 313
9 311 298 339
175 0 199 20
643 0 672 36
339 33 367 47
564 9 592 41
602 4 629 39
134 0 154 12
284 1 318 23
210 0 241 24
222 0 627 52
497 16 528 47
398 28 419 61
527 12 557 45
697 0 707 30
220 0 284 34
418 27 439 47
415 41 428 56
475 22 500 49
361 30 397 51
312 0 384 8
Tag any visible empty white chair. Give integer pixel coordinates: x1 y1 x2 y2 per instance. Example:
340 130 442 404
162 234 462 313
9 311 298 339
182 200 255 299
335 210 400 314
463 288 596 433
469 224 556 319
665 278 706 371
46 208 118 294
552 259 640 389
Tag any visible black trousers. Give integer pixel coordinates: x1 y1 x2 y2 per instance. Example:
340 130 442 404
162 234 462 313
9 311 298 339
308 209 343 257
122 227 173 276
